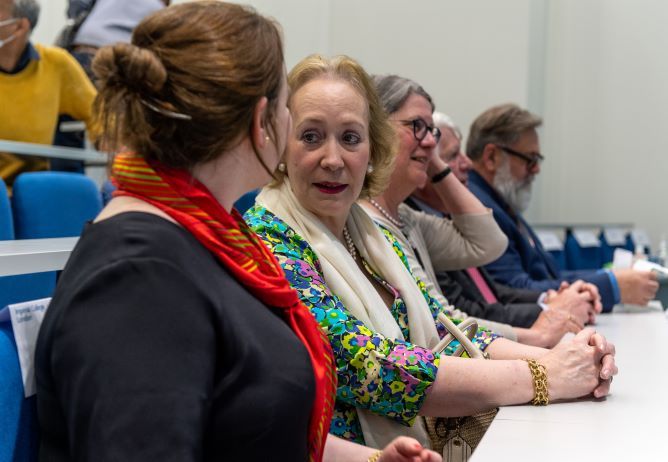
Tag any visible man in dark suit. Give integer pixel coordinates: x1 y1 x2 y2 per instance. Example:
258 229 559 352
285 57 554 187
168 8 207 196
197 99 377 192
465 103 658 312
408 111 596 328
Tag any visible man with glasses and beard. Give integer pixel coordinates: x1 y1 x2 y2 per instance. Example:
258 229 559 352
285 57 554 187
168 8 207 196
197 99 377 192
466 103 658 312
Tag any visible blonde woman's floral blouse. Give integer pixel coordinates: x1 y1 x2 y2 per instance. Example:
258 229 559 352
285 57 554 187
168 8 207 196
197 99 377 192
246 205 499 445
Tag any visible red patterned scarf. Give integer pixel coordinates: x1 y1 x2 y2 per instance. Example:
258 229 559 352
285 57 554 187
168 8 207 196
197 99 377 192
112 152 336 461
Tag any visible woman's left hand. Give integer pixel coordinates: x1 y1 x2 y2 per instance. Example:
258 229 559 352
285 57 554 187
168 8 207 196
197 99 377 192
589 332 618 398
378 436 442 462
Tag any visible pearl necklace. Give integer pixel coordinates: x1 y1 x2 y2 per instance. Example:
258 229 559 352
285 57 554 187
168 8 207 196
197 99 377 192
369 199 404 228
342 226 357 261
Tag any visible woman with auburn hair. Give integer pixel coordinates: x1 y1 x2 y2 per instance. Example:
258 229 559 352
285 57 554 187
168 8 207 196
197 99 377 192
35 3 439 461
246 54 617 449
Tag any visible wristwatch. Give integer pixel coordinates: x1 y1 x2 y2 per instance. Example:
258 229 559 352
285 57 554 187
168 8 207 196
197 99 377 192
431 165 452 183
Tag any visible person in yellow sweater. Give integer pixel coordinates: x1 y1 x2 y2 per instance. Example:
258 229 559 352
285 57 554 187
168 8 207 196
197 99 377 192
0 0 96 183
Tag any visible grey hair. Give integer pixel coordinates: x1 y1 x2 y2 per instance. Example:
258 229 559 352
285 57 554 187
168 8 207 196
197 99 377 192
12 0 40 30
433 111 462 141
466 103 542 161
372 74 435 115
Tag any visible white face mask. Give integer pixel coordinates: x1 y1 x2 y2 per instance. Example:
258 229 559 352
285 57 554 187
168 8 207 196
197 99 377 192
0 17 19 49
0 33 16 49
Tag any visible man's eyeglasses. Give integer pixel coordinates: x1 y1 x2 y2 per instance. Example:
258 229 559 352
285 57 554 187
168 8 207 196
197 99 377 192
497 145 544 170
398 118 441 143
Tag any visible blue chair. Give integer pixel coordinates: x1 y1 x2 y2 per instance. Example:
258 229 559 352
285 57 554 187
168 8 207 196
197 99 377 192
627 229 651 256
101 179 116 205
3 173 102 308
599 228 628 265
12 172 102 239
0 179 55 309
0 177 12 240
234 189 259 215
564 229 603 270
0 320 38 462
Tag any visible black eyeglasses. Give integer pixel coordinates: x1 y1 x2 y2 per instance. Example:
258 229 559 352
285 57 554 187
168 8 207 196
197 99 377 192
398 118 441 143
497 145 544 170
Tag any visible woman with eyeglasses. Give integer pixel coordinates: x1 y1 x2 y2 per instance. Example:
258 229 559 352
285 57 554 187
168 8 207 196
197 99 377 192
245 55 617 449
361 74 588 348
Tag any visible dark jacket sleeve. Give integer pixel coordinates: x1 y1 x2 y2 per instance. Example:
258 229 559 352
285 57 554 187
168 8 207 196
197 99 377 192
437 270 543 328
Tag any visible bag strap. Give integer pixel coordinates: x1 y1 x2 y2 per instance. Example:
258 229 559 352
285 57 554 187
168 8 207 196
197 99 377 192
433 313 485 359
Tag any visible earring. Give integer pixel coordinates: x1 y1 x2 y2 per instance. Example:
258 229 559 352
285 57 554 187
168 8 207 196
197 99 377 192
265 136 270 142
277 162 287 173
366 164 374 174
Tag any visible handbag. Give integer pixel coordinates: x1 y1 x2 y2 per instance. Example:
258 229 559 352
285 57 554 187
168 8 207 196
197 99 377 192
423 313 498 462
55 0 97 51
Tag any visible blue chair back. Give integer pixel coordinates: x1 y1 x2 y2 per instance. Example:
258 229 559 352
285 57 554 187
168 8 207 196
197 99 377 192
234 189 259 215
599 229 628 265
101 179 116 206
0 178 55 309
0 178 13 240
627 229 652 256
12 172 102 239
0 321 38 462
564 230 602 270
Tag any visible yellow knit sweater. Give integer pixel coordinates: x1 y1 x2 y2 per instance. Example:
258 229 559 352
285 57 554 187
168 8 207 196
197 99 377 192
0 43 96 144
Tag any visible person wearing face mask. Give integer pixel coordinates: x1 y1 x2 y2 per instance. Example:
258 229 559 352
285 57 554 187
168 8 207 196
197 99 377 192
466 103 658 311
0 0 96 184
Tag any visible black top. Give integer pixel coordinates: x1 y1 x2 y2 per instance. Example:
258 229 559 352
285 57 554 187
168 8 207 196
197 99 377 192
35 212 315 462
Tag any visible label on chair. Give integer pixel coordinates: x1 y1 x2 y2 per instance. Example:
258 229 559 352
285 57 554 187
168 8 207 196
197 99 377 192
603 228 627 246
631 229 651 248
535 230 563 251
572 230 601 248
7 298 51 397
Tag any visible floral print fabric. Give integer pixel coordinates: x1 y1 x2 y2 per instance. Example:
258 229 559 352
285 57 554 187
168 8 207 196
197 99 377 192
245 205 500 444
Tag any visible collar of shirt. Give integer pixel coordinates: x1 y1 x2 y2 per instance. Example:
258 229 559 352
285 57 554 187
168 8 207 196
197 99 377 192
1 42 40 75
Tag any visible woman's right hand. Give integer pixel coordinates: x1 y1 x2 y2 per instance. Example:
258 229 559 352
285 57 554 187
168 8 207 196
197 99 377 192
378 437 442 462
539 328 618 400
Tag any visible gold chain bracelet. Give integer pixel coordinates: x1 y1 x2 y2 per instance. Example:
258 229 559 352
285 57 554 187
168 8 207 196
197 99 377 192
522 358 549 405
367 450 382 462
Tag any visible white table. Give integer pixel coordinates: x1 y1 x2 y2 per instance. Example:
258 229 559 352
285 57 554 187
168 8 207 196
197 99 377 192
0 237 78 276
0 139 106 163
471 306 667 461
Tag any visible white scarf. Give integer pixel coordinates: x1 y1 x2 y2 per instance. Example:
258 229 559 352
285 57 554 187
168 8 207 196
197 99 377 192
257 180 441 449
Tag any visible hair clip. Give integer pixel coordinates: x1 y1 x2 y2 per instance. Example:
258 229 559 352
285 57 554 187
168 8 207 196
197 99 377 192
140 99 192 120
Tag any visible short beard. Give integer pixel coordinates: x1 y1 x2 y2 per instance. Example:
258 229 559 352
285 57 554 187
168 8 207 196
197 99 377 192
493 158 533 213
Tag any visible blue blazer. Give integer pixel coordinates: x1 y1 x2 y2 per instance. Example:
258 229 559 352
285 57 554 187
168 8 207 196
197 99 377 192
468 170 616 311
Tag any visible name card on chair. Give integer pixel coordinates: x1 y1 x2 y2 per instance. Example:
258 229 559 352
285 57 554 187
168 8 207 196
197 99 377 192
631 229 651 248
6 298 51 397
572 230 601 248
603 228 627 246
535 230 563 251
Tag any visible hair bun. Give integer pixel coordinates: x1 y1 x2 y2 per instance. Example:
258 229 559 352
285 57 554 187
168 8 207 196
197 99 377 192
93 42 167 95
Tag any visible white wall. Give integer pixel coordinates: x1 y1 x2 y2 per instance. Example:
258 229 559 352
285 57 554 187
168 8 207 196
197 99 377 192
29 0 668 247
529 0 668 247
